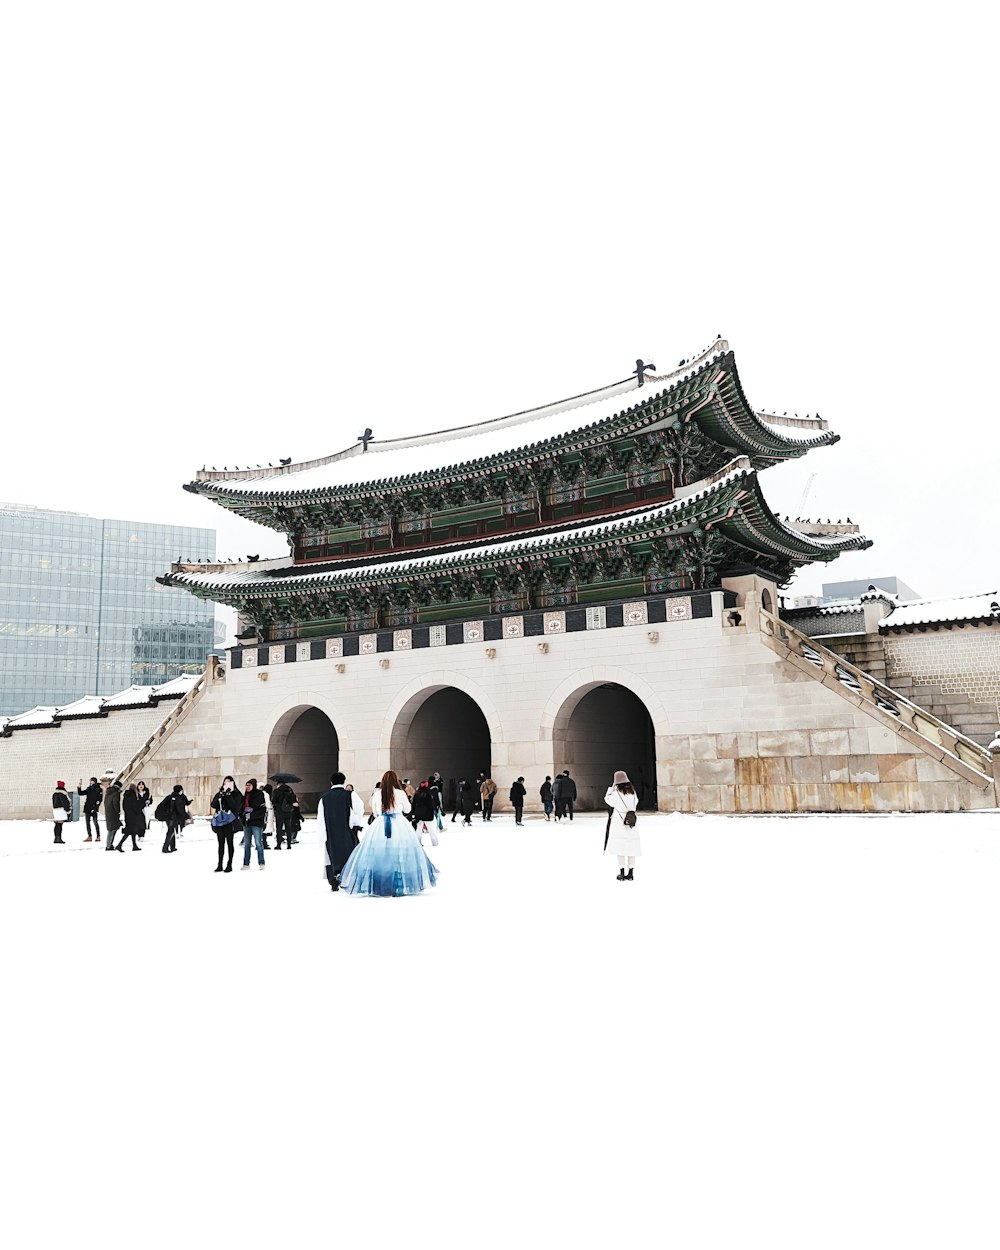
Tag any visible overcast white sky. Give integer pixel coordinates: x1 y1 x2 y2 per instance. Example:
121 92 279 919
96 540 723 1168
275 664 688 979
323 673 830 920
2 2 995 602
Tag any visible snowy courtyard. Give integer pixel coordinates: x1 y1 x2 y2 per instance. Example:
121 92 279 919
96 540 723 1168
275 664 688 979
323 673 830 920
3 809 1000 1249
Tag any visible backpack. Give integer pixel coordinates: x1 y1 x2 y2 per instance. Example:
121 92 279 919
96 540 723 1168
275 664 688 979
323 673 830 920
154 796 173 822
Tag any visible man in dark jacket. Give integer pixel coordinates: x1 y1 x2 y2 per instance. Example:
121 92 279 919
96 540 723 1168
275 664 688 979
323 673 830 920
321 772 364 891
509 777 526 826
77 776 103 842
540 776 553 821
551 773 564 820
560 770 577 821
241 779 267 869
103 781 122 850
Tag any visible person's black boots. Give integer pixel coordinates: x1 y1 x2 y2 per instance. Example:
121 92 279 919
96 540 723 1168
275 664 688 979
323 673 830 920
626 867 634 881
617 868 626 881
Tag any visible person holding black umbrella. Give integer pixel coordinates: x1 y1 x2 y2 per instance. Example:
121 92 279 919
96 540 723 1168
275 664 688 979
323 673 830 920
271 773 301 849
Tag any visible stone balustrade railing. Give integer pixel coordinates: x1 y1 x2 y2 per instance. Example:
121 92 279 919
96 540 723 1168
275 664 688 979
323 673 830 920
760 607 994 791
115 671 209 787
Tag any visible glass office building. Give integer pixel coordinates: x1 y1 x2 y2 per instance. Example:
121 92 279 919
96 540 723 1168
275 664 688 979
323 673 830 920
0 503 217 714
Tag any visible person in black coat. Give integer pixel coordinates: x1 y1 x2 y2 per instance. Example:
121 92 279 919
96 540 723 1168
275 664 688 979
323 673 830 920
551 773 564 820
162 784 190 854
459 781 476 826
560 770 577 821
77 777 103 841
135 781 152 839
321 772 365 890
272 782 299 849
52 781 71 843
210 776 242 873
540 776 553 821
103 781 122 851
240 778 267 869
116 784 145 851
509 777 526 826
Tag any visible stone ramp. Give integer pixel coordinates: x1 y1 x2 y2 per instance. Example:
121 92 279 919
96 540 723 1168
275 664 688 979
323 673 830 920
760 607 994 795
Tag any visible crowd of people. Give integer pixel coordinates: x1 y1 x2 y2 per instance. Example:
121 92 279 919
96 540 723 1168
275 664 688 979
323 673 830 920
49 764 643 890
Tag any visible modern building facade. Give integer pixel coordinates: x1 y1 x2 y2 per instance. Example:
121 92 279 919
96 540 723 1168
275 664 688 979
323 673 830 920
0 502 217 714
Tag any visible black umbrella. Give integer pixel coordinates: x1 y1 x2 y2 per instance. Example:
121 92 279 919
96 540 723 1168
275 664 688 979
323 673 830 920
269 772 302 784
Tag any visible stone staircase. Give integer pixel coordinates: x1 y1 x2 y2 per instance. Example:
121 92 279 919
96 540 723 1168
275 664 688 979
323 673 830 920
883 675 998 748
115 670 210 787
760 608 995 793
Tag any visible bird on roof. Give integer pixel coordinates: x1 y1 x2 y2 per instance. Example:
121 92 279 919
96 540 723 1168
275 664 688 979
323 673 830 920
247 554 259 562
678 359 686 367
279 457 292 466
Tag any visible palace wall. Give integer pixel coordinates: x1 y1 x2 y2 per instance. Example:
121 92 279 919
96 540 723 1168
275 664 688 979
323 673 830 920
125 583 996 816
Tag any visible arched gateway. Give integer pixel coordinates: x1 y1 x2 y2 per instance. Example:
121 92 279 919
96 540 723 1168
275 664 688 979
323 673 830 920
267 705 338 813
389 685 491 812
552 682 657 810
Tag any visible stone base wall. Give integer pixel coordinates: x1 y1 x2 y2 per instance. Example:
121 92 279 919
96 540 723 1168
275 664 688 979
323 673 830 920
4 582 995 819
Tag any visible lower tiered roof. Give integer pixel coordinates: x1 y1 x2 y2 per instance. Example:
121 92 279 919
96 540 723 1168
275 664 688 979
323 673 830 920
161 459 871 624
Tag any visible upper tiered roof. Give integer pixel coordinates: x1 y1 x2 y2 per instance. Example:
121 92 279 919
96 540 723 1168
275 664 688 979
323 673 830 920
184 340 838 523
163 458 871 605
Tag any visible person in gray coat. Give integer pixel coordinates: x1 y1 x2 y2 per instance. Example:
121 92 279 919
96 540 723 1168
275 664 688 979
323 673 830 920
103 781 122 851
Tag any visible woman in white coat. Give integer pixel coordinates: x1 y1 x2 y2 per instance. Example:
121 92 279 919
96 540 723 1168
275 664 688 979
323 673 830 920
604 769 640 881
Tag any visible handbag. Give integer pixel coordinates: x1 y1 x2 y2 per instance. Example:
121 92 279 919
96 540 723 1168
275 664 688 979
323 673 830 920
624 810 637 828
211 809 236 828
52 808 68 823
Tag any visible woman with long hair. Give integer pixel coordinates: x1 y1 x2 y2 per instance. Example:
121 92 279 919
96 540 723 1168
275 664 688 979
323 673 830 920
135 780 153 839
604 770 640 880
210 775 242 873
339 770 438 897
117 783 145 852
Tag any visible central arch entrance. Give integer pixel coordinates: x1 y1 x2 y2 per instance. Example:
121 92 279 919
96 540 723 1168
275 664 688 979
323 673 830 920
554 683 657 810
267 705 339 814
391 687 491 813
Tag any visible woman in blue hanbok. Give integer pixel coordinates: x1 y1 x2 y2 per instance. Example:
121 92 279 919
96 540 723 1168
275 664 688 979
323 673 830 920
339 770 439 897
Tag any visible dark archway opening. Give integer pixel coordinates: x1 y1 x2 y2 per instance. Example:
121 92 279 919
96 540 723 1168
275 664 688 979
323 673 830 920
394 688 491 812
559 684 657 810
268 706 339 814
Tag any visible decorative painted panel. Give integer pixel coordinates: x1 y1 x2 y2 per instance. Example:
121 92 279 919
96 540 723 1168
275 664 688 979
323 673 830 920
393 629 412 651
242 648 257 667
667 597 693 622
269 645 285 664
502 616 524 639
296 641 311 661
359 633 378 655
463 621 484 643
325 638 344 659
544 611 566 634
429 625 447 647
623 601 648 626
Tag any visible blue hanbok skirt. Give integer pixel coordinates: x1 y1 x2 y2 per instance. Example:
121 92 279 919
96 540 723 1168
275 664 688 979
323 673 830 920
339 811 439 896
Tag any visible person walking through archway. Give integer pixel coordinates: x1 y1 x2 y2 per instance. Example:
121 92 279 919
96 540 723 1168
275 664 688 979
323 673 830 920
509 777 526 826
210 776 242 873
339 770 438 897
116 784 145 851
560 770 577 821
540 775 553 821
604 771 640 881
480 775 497 822
77 777 103 842
273 780 299 849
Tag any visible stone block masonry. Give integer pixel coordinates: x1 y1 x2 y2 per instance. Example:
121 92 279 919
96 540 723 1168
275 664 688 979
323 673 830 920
884 625 1000 708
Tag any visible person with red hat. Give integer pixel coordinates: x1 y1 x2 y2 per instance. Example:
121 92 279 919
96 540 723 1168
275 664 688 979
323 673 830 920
51 781 71 844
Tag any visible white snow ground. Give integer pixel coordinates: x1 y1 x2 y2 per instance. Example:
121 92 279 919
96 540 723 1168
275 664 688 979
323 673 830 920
2 809 1000 1250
